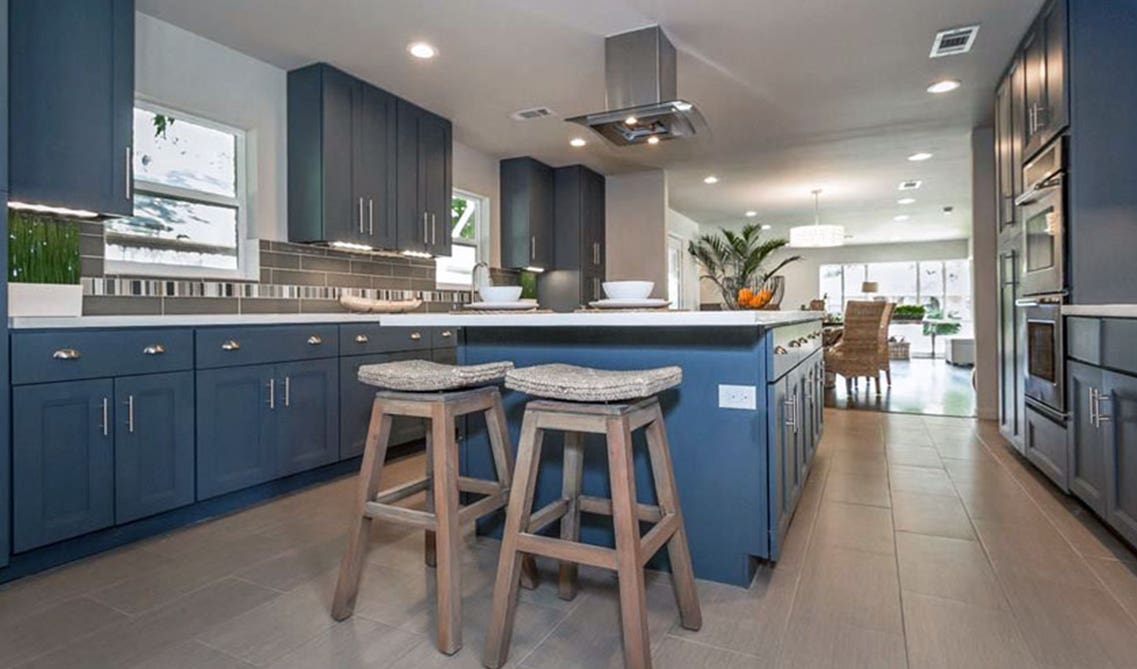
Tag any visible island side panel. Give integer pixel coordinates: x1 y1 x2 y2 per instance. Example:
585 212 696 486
460 326 769 587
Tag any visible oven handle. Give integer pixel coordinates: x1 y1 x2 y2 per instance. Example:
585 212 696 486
1014 174 1063 207
1015 299 1039 308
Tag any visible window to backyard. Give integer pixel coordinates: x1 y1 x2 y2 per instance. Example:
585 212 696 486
105 105 248 277
435 189 489 287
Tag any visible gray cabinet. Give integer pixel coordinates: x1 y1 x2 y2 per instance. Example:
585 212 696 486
9 0 134 216
500 157 554 270
1067 360 1106 514
1103 370 1137 546
997 248 1024 448
276 359 340 476
995 53 1025 240
1024 404 1068 491
397 100 453 257
1022 0 1068 160
768 349 821 560
538 165 606 311
196 364 278 499
288 64 397 248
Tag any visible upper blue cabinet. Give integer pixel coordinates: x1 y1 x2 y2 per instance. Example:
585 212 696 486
9 0 134 217
396 99 452 257
288 64 398 249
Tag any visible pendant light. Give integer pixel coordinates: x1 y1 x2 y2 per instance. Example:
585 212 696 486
789 189 845 248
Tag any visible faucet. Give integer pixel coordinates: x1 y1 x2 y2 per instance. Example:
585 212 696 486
471 261 491 300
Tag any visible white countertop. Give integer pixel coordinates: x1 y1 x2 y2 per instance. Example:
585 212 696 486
1063 304 1137 318
8 313 385 329
8 310 822 330
378 310 822 328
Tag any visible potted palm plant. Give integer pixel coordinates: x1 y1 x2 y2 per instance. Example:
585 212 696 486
8 210 83 317
688 223 802 309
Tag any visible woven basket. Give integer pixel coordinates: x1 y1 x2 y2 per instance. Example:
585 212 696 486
888 340 911 360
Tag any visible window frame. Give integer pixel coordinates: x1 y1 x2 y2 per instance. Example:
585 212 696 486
105 100 256 281
434 188 491 289
820 259 973 320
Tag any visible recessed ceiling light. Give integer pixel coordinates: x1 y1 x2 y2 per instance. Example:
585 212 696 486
569 137 587 148
894 215 911 221
898 197 916 205
745 210 758 217
646 136 660 145
908 152 934 162
703 175 719 184
625 115 638 126
407 42 438 59
927 79 961 94
760 224 772 230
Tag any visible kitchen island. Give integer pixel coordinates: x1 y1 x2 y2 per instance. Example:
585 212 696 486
380 310 825 586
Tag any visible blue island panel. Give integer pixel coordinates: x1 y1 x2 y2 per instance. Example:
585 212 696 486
460 326 770 587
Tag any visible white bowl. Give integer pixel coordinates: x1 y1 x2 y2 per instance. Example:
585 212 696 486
603 281 654 300
478 286 523 303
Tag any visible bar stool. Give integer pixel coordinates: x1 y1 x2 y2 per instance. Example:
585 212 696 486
483 364 702 669
331 359 536 655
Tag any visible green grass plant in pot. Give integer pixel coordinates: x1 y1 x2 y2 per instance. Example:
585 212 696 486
8 210 83 317
687 223 801 309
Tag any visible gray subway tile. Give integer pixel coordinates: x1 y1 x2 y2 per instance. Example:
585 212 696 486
272 269 327 286
300 255 351 273
83 296 163 315
260 251 300 270
325 272 372 289
80 256 105 278
162 297 240 315
299 299 347 313
80 234 105 257
239 298 301 314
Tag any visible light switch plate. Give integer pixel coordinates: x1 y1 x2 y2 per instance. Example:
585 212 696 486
718 384 757 410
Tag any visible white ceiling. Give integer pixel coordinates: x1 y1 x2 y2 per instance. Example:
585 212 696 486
137 0 1044 245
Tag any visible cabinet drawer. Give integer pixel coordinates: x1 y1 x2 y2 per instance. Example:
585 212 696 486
432 326 458 349
196 324 339 369
1102 319 1137 376
12 329 194 385
338 324 431 355
1067 317 1101 365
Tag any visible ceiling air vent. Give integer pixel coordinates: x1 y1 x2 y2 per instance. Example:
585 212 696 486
930 25 980 58
899 180 923 191
510 106 555 121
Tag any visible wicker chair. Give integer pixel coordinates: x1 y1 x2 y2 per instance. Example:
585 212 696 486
878 302 896 386
824 300 890 394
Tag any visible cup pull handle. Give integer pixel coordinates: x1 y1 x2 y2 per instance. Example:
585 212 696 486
307 335 323 346
142 344 166 355
354 334 369 344
53 348 81 360
221 340 241 351
410 332 423 341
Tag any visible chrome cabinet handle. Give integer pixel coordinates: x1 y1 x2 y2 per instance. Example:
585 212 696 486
307 335 323 346
440 330 453 338
125 146 133 200
1097 388 1112 427
368 199 374 235
530 236 536 260
101 397 109 436
431 214 437 245
358 197 365 234
53 348 81 361
267 378 275 410
221 339 241 351
423 212 429 244
354 334 369 344
785 395 797 432
410 331 423 341
142 344 165 355
593 242 600 265
1090 387 1099 427
126 395 135 433
284 376 291 407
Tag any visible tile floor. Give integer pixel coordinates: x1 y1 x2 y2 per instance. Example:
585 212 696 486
3 409 1137 668
826 358 976 418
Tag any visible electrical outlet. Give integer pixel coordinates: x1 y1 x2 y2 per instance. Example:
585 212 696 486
718 384 757 410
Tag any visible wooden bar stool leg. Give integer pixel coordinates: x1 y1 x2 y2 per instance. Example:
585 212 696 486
558 431 584 601
424 426 437 568
644 406 702 631
431 403 463 655
606 416 652 669
332 400 392 621
483 409 545 669
485 392 540 590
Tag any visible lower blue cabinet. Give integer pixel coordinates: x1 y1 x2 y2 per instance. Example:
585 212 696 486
13 379 115 552
1104 370 1137 546
277 359 339 476
197 364 278 499
767 351 821 561
114 371 196 524
339 351 428 460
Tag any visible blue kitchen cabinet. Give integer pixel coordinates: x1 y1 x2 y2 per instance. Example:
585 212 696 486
767 350 821 561
12 379 115 552
114 372 196 524
196 364 278 499
1068 360 1106 514
339 351 428 460
277 359 340 476
396 99 453 256
9 0 133 216
1103 370 1137 547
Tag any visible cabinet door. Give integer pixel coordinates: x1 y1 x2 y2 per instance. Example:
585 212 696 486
396 100 428 253
323 67 359 242
340 351 431 459
1022 25 1047 158
1103 371 1137 545
998 249 1023 445
1041 0 1068 140
789 371 804 503
995 72 1016 235
419 110 452 257
355 83 397 248
768 377 788 557
584 168 606 274
196 364 276 499
1067 361 1106 514
9 0 133 216
1024 405 1068 491
114 371 195 524
12 379 115 551
277 359 339 476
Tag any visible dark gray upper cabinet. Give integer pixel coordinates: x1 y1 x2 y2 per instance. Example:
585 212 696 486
994 53 1025 241
288 64 397 248
997 248 1023 446
9 0 134 216
500 157 554 270
537 165 606 311
1022 0 1068 160
396 99 453 257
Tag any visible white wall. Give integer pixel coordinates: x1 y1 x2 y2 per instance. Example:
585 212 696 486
971 128 999 420
606 170 668 297
762 239 972 311
665 208 701 309
135 13 287 241
451 140 502 266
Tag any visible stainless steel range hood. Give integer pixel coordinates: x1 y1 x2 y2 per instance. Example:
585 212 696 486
566 26 707 146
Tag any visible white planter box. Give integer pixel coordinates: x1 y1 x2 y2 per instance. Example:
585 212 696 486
8 283 84 318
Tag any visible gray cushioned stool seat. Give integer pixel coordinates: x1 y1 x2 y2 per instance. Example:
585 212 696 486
505 363 682 402
358 359 513 392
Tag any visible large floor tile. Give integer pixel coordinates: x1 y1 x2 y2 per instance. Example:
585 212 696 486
973 517 1099 589
1085 557 1137 621
265 618 421 669
891 491 975 540
0 596 129 667
902 592 1036 669
790 543 903 634
811 501 895 555
823 470 892 507
128 641 256 669
775 612 907 669
648 636 760 669
885 444 943 469
895 532 1007 610
889 465 956 497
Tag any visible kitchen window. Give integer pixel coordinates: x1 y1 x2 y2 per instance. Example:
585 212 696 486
105 104 252 278
435 189 490 288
